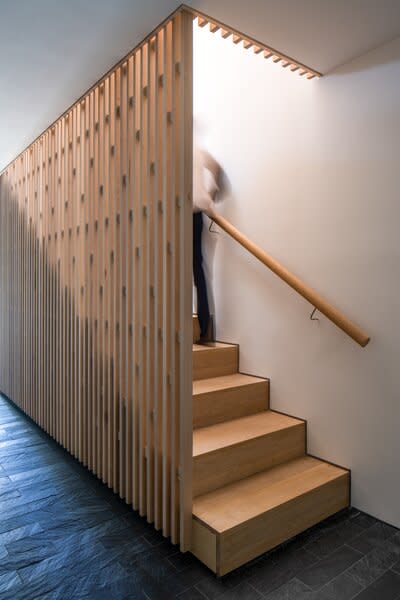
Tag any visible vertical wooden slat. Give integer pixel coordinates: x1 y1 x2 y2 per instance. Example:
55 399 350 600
67 110 73 453
109 69 116 489
101 77 109 486
163 19 174 538
155 27 165 532
113 66 122 494
148 33 157 526
89 89 96 474
171 11 181 544
119 60 128 501
134 49 142 512
103 75 111 486
61 118 66 449
85 92 91 472
98 81 105 483
0 8 193 551
125 54 135 507
139 42 148 517
179 9 193 551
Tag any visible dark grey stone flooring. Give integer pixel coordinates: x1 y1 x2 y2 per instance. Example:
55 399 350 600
1 394 400 600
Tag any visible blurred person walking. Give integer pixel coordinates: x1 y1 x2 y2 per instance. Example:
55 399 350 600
193 146 221 342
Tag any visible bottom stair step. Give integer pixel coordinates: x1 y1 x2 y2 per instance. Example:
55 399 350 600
192 455 350 576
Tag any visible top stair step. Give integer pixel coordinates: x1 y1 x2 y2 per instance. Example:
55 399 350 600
193 342 238 380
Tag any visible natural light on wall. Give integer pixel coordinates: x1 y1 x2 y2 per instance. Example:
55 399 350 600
193 15 319 325
193 15 321 79
193 16 317 163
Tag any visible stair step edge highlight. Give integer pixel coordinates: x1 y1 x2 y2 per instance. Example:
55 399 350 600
193 410 304 457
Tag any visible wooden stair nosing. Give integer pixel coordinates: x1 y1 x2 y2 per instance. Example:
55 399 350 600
193 372 268 396
193 410 305 457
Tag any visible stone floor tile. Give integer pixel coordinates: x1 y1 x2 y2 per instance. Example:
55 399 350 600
297 545 363 590
347 545 400 588
350 522 399 555
352 569 400 599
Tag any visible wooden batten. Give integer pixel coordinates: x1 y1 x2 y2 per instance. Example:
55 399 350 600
189 6 322 80
0 7 193 551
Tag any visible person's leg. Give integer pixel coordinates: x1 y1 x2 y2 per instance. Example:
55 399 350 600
193 212 210 339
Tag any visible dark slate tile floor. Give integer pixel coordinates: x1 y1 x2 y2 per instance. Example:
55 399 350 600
1 394 400 600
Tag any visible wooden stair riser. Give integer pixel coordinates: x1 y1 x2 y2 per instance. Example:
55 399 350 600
193 422 306 497
193 315 201 343
193 378 269 429
192 519 217 573
217 472 350 575
193 345 238 380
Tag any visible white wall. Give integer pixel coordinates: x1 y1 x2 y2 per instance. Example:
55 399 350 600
194 25 400 526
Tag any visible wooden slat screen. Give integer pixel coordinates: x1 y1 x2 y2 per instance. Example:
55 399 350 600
0 9 193 549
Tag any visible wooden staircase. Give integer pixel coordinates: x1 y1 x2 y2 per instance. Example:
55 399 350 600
191 315 350 576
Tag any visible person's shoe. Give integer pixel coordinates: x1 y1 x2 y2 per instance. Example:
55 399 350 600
196 317 215 345
197 335 214 346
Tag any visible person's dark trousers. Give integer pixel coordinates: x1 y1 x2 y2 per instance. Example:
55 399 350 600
193 211 210 338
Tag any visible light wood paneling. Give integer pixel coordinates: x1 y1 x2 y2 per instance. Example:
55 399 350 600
0 8 193 550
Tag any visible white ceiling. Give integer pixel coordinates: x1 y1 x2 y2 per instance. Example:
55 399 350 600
1 0 400 171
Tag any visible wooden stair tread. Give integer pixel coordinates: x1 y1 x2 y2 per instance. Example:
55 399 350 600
193 342 235 352
193 455 348 533
193 410 303 457
193 373 266 395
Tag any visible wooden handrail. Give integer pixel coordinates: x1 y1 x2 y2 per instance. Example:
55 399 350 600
207 209 370 348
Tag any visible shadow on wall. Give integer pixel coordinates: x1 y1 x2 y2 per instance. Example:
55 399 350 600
0 178 136 500
326 34 400 76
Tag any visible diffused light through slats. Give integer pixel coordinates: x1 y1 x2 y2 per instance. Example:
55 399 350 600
192 13 321 80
